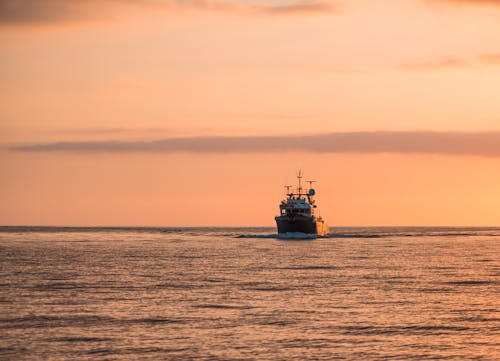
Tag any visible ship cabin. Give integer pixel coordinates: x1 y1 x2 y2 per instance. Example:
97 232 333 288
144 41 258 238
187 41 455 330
279 195 315 217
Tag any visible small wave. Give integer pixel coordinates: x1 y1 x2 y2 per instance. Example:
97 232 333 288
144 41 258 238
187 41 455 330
47 337 114 343
257 319 296 327
156 282 206 290
235 234 279 239
0 315 186 329
195 304 256 310
202 277 231 283
246 286 296 292
279 266 339 271
277 338 332 348
130 318 185 324
85 346 191 356
277 232 321 240
452 316 500 323
236 233 322 240
444 280 498 286
86 348 115 356
236 230 500 240
0 315 117 329
333 233 384 238
0 347 18 355
340 324 471 336
416 287 457 294
333 229 500 239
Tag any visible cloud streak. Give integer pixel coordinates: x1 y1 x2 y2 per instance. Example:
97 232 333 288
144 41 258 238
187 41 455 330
0 0 336 24
12 131 500 157
478 52 500 64
399 57 467 71
253 1 334 15
399 51 500 71
429 0 500 7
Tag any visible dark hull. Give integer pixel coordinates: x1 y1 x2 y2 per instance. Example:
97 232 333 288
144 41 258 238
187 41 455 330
275 216 328 235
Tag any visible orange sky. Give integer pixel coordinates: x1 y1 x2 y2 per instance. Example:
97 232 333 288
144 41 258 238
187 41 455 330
1 0 500 226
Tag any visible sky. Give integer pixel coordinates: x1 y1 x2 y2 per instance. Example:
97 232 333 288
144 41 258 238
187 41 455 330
1 0 500 226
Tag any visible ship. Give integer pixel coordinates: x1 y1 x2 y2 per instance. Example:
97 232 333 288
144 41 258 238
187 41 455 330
275 171 329 236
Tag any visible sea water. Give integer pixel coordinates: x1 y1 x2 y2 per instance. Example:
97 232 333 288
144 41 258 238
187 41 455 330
0 227 499 360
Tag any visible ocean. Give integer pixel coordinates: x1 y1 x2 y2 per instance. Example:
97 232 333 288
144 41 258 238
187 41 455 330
0 227 499 360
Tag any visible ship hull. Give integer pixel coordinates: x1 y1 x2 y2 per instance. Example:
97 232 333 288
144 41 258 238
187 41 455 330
275 216 328 236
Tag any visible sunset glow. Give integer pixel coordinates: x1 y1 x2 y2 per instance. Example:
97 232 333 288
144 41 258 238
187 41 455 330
1 0 500 226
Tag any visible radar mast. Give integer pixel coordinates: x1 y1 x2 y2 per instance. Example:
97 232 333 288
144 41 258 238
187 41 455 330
297 170 303 198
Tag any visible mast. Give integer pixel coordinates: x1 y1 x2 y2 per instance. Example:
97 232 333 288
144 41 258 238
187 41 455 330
297 170 303 198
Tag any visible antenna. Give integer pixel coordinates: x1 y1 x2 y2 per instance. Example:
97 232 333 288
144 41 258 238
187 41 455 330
285 185 292 195
307 180 316 189
297 169 303 197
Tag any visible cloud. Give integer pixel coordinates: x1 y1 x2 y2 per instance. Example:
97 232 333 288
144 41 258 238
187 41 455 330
399 57 468 71
253 1 335 15
12 131 500 157
478 52 500 64
399 52 500 71
0 0 102 24
428 0 500 7
0 0 336 25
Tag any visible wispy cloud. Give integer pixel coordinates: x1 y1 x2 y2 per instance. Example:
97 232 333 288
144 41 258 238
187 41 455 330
428 0 500 7
12 131 500 157
399 51 500 71
0 0 102 24
252 1 334 15
399 57 467 71
478 52 500 64
0 0 336 25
